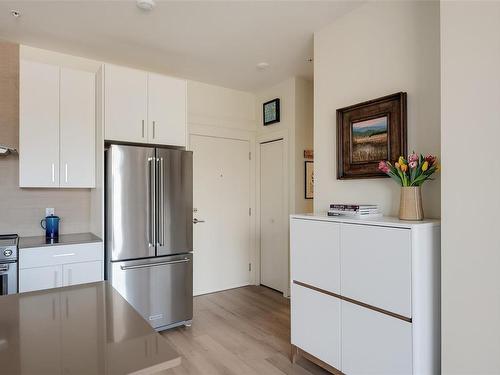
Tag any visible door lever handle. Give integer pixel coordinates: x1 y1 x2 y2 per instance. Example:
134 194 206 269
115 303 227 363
193 218 205 224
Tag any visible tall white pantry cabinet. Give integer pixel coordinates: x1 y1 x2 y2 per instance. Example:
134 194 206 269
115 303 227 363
290 214 440 375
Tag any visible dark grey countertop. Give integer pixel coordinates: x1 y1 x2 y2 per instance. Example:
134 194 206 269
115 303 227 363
19 232 102 249
0 281 181 374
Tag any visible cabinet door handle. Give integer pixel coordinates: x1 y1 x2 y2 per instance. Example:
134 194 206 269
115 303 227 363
54 270 58 287
53 253 75 258
51 163 55 183
142 120 145 138
65 163 68 183
153 121 156 139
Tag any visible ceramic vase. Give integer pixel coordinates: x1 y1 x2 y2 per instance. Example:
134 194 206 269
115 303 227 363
399 186 424 221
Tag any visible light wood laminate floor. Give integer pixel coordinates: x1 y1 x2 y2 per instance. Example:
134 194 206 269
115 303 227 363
161 285 329 375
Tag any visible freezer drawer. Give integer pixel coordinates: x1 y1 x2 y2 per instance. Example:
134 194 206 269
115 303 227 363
109 253 193 330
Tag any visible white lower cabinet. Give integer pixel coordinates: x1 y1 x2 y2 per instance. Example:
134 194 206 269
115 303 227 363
19 242 104 293
291 283 341 369
19 265 62 292
341 302 412 375
63 261 102 287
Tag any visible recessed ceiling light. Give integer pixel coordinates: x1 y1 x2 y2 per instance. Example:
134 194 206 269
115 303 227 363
136 0 155 11
11 10 21 18
256 62 270 71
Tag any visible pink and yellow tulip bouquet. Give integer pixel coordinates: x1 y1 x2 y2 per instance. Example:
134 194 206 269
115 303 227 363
378 153 439 187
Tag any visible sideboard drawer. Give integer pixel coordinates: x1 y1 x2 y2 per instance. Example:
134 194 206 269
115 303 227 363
291 283 341 370
19 242 103 269
342 301 412 375
290 219 340 293
341 223 411 317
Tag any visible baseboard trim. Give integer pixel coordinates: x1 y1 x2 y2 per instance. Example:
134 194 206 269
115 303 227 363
291 344 344 375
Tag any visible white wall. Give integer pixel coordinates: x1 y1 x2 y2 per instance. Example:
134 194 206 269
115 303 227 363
255 77 313 295
256 76 314 215
294 78 314 214
314 1 441 217
256 77 296 216
187 80 256 131
441 2 500 373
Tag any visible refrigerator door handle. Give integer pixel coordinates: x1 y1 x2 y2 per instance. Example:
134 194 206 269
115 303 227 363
148 157 156 247
120 258 191 270
159 157 165 246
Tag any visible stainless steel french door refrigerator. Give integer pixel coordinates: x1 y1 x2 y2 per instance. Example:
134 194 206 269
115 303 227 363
105 144 193 331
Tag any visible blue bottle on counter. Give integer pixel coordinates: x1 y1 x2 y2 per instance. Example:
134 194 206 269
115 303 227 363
40 215 60 239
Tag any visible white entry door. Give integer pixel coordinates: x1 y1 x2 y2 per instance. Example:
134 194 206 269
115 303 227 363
260 139 286 293
191 134 251 296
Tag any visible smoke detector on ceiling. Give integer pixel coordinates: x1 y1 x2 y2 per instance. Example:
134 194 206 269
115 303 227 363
136 0 155 11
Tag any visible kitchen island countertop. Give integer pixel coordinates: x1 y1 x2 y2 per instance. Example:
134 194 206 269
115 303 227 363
0 281 181 374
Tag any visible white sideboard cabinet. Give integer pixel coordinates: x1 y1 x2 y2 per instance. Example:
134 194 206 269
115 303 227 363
290 214 440 375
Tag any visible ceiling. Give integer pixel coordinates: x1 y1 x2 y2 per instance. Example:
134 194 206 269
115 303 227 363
0 1 361 92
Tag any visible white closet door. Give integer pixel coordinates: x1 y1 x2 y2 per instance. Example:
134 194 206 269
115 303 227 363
60 67 95 188
260 139 286 293
148 73 186 146
104 64 147 143
19 60 60 187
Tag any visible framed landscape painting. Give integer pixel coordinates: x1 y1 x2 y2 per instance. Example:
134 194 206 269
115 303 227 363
337 92 407 179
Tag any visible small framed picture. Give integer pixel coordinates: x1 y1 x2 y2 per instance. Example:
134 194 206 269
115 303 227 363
305 161 314 199
263 98 280 126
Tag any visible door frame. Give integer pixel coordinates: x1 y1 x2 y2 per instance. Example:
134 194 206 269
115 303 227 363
188 123 257 288
256 129 290 297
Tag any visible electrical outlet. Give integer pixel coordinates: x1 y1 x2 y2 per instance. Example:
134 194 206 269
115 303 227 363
45 208 55 217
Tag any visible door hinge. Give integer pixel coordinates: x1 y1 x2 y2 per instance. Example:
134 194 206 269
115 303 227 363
249 152 251 160
249 207 251 216
249 263 252 272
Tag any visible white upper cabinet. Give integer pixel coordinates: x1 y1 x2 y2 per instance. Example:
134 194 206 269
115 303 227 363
104 64 187 147
60 67 96 188
148 73 186 146
104 64 148 143
20 60 60 187
19 60 96 188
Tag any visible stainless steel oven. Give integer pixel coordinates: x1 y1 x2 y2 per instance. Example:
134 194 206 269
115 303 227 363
0 234 18 296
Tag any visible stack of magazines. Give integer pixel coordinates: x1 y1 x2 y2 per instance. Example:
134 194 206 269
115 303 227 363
328 204 381 218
